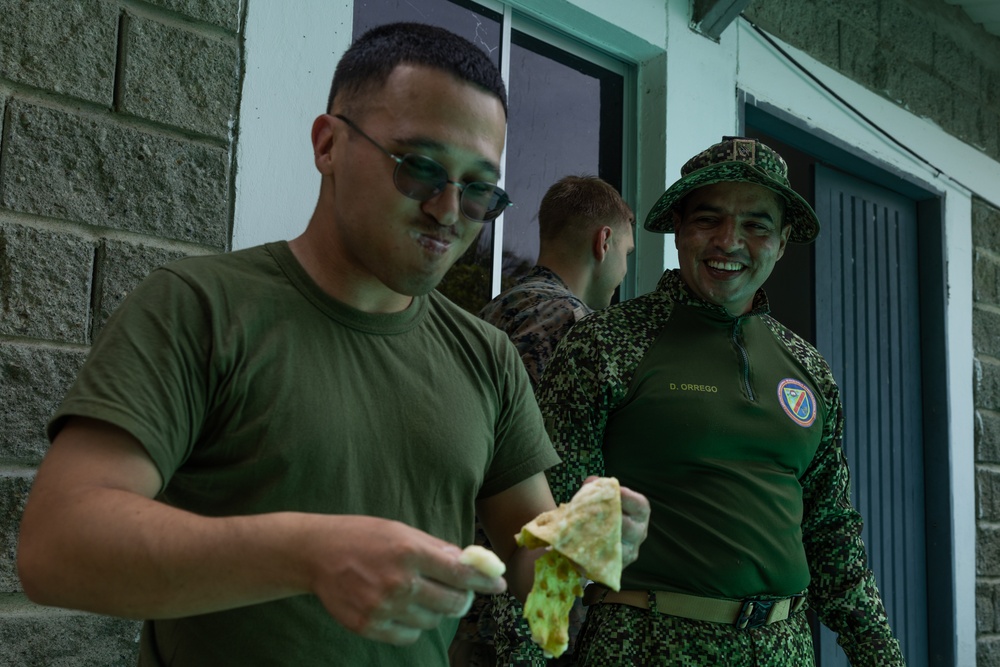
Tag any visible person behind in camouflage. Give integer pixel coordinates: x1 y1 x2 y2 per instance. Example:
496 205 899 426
455 176 633 666
535 137 906 665
479 175 635 390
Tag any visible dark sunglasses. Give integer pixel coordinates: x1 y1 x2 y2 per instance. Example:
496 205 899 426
334 114 512 223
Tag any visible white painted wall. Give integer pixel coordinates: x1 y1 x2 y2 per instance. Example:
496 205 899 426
233 0 353 250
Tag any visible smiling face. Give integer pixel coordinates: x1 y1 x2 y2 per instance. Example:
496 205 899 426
672 181 790 316
316 64 507 312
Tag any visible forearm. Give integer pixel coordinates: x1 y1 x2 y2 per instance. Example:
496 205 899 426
18 485 318 619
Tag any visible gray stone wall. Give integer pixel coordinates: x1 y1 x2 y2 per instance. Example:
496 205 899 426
744 0 1000 663
0 0 242 663
745 0 1000 163
976 198 1000 667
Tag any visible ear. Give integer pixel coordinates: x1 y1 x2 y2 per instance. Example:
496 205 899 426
672 210 683 250
311 114 338 175
593 226 612 261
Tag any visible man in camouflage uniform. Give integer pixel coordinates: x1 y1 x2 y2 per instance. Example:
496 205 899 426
535 137 906 666
480 175 635 389
451 176 633 666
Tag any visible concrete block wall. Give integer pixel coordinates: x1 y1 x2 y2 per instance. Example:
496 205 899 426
0 0 243 664
976 199 1000 666
745 1 1000 663
745 0 1000 164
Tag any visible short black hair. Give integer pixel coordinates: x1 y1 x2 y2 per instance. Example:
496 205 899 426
327 22 507 116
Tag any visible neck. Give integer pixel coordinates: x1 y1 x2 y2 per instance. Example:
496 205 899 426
536 253 599 310
288 215 414 314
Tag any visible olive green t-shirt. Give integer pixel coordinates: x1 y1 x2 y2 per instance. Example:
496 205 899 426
50 242 558 666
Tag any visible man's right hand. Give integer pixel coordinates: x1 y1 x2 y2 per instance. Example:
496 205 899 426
305 517 506 645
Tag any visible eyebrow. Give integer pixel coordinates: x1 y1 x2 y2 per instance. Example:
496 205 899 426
689 203 776 224
396 136 502 180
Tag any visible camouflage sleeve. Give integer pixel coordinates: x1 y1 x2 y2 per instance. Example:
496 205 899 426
535 319 617 504
493 308 637 666
800 388 906 665
507 296 585 391
491 323 612 667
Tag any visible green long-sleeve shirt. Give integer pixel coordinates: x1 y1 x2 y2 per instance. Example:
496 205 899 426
536 269 904 665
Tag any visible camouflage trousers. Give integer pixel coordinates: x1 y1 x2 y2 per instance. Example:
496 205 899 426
573 601 815 667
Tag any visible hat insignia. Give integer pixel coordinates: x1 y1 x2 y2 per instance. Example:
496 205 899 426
731 138 757 165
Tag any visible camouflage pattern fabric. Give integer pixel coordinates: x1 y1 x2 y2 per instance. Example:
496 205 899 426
491 589 582 666
450 524 500 667
532 270 905 666
475 265 589 665
574 602 816 666
479 266 591 390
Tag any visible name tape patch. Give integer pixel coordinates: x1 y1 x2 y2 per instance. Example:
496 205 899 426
777 378 817 428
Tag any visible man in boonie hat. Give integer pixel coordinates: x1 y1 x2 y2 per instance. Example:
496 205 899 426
533 137 905 665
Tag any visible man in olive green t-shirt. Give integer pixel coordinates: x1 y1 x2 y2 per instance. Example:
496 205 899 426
16 23 651 666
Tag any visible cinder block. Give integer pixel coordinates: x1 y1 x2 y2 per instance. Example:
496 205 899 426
879 0 934 68
933 34 981 99
1 102 229 248
744 0 839 69
0 473 31 592
883 64 954 129
976 409 1000 463
121 15 240 139
0 343 89 462
0 0 117 105
839 22 886 90
142 0 241 32
979 524 1000 576
956 103 999 157
974 249 1000 305
0 603 141 667
0 223 94 343
977 581 997 633
832 0 878 29
94 239 192 337
985 66 1000 110
980 635 1000 667
973 199 1000 251
973 308 1000 361
978 466 1000 521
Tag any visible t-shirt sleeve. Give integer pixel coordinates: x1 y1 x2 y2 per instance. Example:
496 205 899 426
478 333 560 499
48 268 211 491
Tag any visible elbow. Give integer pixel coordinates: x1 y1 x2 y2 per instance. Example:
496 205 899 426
16 517 63 607
17 528 51 605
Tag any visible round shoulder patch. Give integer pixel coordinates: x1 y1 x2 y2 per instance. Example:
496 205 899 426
777 378 817 428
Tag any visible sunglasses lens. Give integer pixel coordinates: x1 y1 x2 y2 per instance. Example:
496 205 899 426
395 154 511 223
463 184 510 222
395 155 447 200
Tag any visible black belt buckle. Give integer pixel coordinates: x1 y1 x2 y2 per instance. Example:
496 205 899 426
735 598 774 631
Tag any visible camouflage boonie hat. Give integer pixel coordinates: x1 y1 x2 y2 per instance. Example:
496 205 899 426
644 136 820 243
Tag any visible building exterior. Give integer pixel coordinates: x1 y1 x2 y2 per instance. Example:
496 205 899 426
1 0 998 664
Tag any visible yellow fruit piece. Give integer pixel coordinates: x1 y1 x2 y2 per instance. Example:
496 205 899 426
459 544 506 578
522 550 584 659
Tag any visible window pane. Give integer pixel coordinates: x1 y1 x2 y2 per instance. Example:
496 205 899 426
503 30 624 288
353 0 502 67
